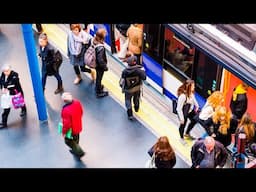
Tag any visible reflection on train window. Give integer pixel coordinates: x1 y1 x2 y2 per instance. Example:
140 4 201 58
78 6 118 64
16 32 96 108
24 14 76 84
163 28 195 78
143 24 163 63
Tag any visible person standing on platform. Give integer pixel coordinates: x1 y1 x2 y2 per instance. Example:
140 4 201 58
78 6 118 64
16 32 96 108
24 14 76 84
127 24 143 65
94 28 109 98
230 82 249 121
0 65 27 128
191 136 228 168
61 92 85 158
147 136 176 168
38 33 64 94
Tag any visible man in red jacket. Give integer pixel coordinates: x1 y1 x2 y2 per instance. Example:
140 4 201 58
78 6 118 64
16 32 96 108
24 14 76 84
61 92 85 158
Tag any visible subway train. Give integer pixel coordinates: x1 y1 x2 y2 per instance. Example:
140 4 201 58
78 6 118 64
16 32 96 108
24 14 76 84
89 24 256 121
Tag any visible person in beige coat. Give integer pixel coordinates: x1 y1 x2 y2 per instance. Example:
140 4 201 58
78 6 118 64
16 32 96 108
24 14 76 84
127 24 143 65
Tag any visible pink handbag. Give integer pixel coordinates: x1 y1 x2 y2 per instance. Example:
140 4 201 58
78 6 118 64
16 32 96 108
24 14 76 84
12 90 25 109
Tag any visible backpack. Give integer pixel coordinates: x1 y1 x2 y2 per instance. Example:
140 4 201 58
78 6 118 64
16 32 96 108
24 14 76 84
52 50 63 71
84 39 103 68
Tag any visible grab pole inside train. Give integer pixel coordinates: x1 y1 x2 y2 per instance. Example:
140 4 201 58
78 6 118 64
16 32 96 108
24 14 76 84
21 24 48 121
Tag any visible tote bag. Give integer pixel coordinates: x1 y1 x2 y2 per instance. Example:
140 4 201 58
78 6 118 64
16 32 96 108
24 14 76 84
145 153 156 168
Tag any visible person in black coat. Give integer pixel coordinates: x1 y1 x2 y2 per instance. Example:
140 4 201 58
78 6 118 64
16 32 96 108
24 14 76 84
230 82 249 120
147 136 176 168
38 33 64 94
191 136 228 168
0 65 27 128
94 28 109 98
120 56 146 120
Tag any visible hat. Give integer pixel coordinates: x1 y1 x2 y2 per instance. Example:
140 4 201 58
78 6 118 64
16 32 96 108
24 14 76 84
127 56 137 66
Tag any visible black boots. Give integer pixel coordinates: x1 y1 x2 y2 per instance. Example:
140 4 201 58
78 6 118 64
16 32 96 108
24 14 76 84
127 109 134 120
96 85 108 98
54 84 64 94
0 114 8 128
20 106 27 117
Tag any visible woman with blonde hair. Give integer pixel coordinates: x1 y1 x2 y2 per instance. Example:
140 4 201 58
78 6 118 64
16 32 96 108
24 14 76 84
198 91 225 131
147 136 176 168
207 106 238 147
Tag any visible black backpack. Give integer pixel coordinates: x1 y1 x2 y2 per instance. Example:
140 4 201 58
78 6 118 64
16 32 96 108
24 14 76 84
52 50 63 71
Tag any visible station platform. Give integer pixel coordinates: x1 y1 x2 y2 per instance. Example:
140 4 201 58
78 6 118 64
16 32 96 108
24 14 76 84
41 24 209 166
0 24 191 168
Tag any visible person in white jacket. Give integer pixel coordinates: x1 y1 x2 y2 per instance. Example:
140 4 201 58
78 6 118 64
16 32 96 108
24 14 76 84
176 79 199 144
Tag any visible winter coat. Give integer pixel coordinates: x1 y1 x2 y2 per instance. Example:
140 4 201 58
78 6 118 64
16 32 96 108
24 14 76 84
206 118 238 147
67 31 89 66
94 39 108 71
191 139 228 168
0 71 24 96
148 146 176 168
121 65 146 93
61 99 83 135
39 44 57 76
230 84 248 119
127 25 143 55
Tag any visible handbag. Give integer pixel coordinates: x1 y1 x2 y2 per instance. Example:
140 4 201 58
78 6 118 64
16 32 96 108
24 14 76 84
1 92 12 109
58 122 73 139
12 90 25 109
145 153 156 168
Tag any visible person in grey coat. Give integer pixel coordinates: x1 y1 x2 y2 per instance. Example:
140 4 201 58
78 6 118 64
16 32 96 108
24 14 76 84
67 24 96 85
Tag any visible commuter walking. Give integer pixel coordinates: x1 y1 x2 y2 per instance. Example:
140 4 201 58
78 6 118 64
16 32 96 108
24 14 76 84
147 136 176 168
67 24 96 85
120 56 146 120
61 92 85 158
191 136 228 168
0 65 27 128
230 82 249 121
38 33 64 94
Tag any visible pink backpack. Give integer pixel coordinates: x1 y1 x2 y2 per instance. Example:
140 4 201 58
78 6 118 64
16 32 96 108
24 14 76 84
84 39 103 68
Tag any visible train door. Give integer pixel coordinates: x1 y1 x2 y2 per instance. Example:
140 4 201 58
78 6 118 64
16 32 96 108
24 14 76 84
143 24 164 93
192 50 223 100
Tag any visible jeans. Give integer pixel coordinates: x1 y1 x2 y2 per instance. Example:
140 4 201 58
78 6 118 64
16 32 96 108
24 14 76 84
125 91 140 110
42 70 63 90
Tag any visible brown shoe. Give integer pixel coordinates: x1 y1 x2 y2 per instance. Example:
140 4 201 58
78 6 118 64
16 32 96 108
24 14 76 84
73 76 82 85
90 69 96 81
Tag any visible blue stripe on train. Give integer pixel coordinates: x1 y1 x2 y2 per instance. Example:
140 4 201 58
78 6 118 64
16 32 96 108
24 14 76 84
142 53 163 87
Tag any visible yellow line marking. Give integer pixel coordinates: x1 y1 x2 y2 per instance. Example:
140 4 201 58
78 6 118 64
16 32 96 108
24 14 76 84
42 24 193 166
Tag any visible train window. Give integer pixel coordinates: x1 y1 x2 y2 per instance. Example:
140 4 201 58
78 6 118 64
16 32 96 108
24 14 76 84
163 27 195 79
143 24 164 63
193 51 222 98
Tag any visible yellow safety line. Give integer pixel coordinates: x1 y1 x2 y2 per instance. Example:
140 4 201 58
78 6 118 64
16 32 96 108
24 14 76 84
42 24 193 166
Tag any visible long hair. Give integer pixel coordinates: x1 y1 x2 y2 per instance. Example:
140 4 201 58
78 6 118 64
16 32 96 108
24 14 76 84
212 106 231 135
177 79 194 98
153 136 176 161
238 113 255 142
207 91 224 109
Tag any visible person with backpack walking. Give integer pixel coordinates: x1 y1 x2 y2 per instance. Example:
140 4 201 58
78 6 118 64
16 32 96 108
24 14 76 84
38 33 64 94
120 56 146 120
